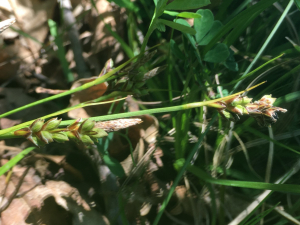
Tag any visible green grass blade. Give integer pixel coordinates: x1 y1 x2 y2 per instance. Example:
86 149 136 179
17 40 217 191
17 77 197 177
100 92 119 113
187 165 300 194
203 0 278 55
242 126 300 156
48 19 74 82
0 147 35 176
152 113 218 225
231 0 294 92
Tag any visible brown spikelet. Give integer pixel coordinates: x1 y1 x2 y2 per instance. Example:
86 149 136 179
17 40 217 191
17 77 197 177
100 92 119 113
142 65 167 81
95 119 143 132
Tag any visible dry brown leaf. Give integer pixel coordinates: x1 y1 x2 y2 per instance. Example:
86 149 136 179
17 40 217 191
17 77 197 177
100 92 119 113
0 165 108 225
68 77 108 118
0 118 21 129
89 1 124 57
0 0 56 82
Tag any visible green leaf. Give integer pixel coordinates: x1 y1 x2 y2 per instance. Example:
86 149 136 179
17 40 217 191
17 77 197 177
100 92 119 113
177 12 202 18
204 43 230 63
198 20 223 45
163 10 179 16
159 19 196 35
103 154 125 178
156 0 169 16
203 0 278 55
174 19 197 48
165 0 211 10
156 21 166 32
164 11 202 18
48 19 74 82
223 48 238 71
0 147 35 176
194 9 214 43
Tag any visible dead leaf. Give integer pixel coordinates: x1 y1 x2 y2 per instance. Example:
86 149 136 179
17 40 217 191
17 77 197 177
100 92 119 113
0 165 109 225
0 0 56 82
68 77 108 118
0 118 21 129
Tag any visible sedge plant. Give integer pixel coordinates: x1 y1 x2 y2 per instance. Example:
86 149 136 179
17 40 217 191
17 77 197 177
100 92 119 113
1 0 300 224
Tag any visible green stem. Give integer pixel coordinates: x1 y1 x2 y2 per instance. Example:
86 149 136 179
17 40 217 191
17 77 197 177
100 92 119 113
0 101 210 139
0 82 264 138
0 99 221 139
152 114 218 225
0 91 130 138
140 13 157 54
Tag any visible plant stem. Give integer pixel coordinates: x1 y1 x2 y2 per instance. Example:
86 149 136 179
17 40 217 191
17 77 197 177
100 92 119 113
0 91 130 138
0 82 265 138
152 113 218 225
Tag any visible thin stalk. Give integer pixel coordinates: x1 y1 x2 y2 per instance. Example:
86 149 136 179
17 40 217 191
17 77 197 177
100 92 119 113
152 113 218 225
260 126 274 225
231 0 294 93
0 92 129 138
0 82 265 138
140 10 157 54
139 0 168 53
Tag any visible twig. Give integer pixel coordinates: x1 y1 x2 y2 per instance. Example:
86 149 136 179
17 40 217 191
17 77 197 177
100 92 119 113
0 166 30 213
58 0 90 79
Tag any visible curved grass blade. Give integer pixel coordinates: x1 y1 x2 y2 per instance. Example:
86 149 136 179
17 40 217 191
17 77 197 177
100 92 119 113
0 147 35 176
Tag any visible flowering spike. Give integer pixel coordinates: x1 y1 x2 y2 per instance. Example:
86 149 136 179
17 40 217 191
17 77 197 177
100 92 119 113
67 131 81 142
231 96 252 106
38 131 53 144
27 136 43 147
52 133 69 143
13 117 123 146
42 118 61 130
79 119 95 134
214 94 287 126
67 118 82 130
30 119 44 133
14 128 32 138
259 95 276 105
90 128 108 138
81 135 94 145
